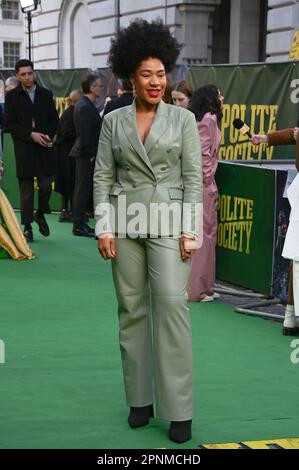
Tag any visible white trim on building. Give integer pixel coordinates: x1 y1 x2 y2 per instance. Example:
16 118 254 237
1 1 299 69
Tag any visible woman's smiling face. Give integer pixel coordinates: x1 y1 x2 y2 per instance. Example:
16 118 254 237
131 57 167 107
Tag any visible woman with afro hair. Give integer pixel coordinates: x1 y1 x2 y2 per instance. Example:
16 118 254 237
94 19 202 444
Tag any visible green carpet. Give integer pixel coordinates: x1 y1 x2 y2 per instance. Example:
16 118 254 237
0 215 299 449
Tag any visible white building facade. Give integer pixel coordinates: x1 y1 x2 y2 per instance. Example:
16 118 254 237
0 0 25 69
1 0 299 69
267 0 299 62
28 0 265 69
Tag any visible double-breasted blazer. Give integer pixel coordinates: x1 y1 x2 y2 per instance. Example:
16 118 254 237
4 83 59 178
94 100 202 238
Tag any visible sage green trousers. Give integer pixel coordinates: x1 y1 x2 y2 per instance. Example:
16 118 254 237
111 237 193 421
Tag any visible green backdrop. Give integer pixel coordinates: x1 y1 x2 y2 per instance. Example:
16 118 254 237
188 62 299 161
215 162 276 295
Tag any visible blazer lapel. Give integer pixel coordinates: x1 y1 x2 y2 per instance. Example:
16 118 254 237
144 100 170 155
121 102 155 176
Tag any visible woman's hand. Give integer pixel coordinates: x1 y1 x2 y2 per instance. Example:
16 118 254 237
179 236 195 261
97 234 117 260
250 134 267 145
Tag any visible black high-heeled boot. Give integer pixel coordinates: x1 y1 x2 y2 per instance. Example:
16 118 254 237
168 420 192 443
128 404 154 428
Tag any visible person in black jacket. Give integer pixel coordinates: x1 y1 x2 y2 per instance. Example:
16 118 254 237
55 89 82 223
4 59 59 243
70 74 102 237
103 79 134 116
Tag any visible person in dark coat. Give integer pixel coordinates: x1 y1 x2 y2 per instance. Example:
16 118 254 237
4 59 59 242
103 79 134 116
55 89 82 223
70 73 102 237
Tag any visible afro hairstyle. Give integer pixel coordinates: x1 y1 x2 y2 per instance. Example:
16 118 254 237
108 18 181 79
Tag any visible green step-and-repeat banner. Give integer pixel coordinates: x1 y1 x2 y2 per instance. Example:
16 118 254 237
216 162 275 295
216 161 292 298
188 61 299 161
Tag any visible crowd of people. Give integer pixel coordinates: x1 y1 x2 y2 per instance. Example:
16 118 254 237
1 17 298 445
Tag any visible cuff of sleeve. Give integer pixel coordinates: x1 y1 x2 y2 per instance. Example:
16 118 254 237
182 232 198 240
100 233 114 238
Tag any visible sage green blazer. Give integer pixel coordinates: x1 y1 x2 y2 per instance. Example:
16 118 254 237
94 100 202 238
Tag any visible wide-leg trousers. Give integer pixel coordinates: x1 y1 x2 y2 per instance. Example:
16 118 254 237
111 237 193 421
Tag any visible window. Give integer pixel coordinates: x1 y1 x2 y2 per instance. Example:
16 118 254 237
1 1 19 20
3 42 20 68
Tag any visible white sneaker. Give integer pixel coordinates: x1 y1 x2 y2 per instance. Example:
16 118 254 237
213 292 220 299
201 295 214 302
283 305 299 335
283 305 296 328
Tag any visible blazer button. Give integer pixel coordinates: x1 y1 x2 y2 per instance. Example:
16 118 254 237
125 165 131 171
166 149 172 153
160 166 168 171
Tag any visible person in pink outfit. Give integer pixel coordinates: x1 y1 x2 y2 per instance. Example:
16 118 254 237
187 85 224 301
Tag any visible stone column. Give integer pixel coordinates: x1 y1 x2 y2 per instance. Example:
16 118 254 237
175 1 221 64
229 0 261 63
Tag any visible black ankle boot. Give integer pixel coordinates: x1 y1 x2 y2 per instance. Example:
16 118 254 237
128 404 154 428
169 420 192 443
